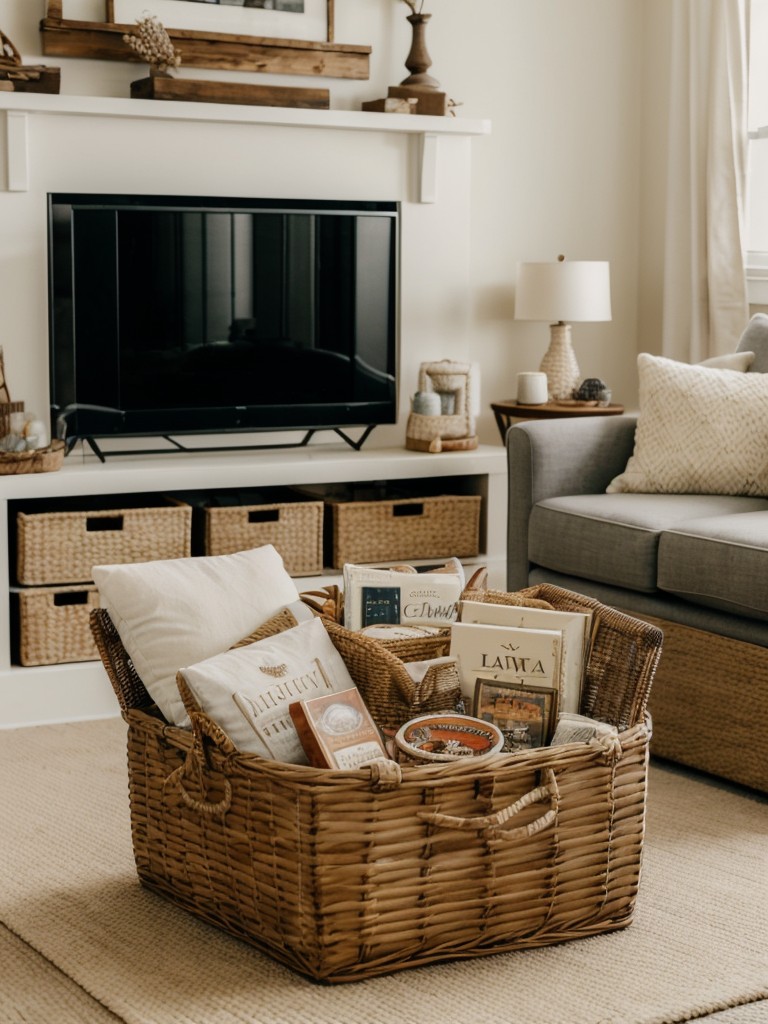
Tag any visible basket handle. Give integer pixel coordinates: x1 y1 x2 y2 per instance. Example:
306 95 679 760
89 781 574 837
416 768 559 840
164 709 235 817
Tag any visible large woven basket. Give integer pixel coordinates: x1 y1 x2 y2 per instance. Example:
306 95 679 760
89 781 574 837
90 584 662 984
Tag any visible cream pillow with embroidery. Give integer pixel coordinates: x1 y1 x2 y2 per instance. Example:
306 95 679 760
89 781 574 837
180 616 357 762
607 353 768 496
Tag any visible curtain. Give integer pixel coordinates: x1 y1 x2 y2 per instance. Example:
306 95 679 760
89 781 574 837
662 0 750 360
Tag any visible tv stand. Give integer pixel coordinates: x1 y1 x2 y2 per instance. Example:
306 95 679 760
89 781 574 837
76 425 379 462
0 442 507 728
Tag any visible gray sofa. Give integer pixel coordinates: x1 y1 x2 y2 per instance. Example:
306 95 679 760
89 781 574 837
507 318 768 793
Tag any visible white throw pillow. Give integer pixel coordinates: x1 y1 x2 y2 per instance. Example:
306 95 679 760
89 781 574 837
93 545 300 726
698 351 754 370
607 354 768 496
180 617 356 762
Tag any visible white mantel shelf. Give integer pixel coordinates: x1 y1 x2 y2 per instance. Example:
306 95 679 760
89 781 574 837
1 92 491 202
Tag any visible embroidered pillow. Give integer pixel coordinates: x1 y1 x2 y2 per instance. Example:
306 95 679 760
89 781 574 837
607 354 768 496
180 616 357 762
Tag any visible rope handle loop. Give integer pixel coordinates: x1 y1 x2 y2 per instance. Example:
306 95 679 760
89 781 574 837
164 708 235 817
165 762 233 816
416 768 560 840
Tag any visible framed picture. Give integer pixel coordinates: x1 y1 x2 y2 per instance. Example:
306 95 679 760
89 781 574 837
473 678 558 752
109 0 333 42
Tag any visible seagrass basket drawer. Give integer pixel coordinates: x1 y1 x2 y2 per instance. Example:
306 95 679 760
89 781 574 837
303 482 482 568
199 490 324 577
14 495 192 585
13 584 100 666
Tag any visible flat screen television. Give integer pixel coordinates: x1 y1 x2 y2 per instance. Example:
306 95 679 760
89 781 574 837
48 193 399 454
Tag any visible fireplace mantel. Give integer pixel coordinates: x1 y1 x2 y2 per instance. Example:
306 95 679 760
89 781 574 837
0 92 490 203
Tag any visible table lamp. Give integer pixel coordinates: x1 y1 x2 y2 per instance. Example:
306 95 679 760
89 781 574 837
514 257 612 400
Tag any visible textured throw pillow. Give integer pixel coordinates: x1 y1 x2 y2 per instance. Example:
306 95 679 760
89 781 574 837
607 353 768 496
180 617 357 762
93 545 300 726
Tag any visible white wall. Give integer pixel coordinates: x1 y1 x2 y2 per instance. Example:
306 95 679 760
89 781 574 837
0 0 656 445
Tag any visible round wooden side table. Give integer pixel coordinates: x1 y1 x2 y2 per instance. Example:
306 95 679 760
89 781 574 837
491 400 625 443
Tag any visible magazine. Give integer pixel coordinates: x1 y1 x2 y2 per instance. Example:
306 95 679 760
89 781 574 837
458 599 593 715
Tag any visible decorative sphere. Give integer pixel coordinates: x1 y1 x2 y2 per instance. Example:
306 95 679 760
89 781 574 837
575 378 607 401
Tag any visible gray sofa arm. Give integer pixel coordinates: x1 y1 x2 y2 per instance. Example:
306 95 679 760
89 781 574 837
506 414 638 589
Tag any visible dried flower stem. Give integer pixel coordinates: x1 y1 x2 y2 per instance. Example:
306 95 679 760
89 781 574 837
123 14 181 75
400 0 427 13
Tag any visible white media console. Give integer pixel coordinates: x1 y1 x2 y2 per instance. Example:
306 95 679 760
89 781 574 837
1 442 507 728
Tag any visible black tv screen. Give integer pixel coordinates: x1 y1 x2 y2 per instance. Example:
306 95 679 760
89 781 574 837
48 194 398 447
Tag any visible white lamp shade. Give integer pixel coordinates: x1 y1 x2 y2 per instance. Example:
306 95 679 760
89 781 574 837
515 261 612 323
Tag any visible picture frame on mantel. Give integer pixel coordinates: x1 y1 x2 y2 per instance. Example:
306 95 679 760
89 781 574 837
40 0 371 80
107 0 333 44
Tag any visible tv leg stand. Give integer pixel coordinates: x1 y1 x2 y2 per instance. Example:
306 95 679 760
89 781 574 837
73 425 379 462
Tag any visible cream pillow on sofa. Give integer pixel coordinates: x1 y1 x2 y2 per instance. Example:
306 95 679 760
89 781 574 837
607 353 768 496
93 545 300 726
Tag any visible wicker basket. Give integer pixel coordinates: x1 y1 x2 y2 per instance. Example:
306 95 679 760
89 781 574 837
327 493 482 568
0 439 65 476
14 584 100 666
203 499 324 576
15 497 192 585
90 584 661 983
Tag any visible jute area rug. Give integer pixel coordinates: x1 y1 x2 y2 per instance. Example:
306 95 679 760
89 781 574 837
0 718 766 1024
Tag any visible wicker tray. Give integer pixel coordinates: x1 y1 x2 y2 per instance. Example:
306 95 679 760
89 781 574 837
0 440 65 476
90 584 662 983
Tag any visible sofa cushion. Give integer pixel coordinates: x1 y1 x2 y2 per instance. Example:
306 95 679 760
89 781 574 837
658 511 768 620
607 354 768 496
529 493 768 593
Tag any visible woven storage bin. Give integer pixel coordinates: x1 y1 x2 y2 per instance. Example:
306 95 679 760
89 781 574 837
15 584 100 666
203 499 324 576
327 493 482 568
91 584 662 983
15 497 191 585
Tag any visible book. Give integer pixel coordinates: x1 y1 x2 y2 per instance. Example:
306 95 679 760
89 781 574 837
458 599 594 715
449 620 563 706
289 686 391 770
550 712 619 747
343 562 463 631
473 677 558 750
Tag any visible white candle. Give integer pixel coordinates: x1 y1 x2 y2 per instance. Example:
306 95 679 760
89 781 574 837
516 372 548 405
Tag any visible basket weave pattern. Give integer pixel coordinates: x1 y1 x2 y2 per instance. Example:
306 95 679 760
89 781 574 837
90 584 662 983
17 584 100 666
204 501 323 576
17 505 192 585
332 495 481 568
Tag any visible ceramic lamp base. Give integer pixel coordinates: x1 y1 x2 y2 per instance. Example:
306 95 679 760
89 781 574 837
540 322 580 400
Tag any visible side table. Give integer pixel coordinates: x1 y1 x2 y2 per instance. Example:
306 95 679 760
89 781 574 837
491 400 625 443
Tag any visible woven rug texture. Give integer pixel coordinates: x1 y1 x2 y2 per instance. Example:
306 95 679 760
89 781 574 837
0 717 766 1024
